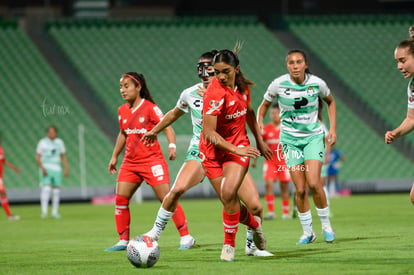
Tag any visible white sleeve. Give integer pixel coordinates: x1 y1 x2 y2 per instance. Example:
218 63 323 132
59 139 66 154
318 79 331 98
407 79 414 109
36 140 43 154
176 90 189 113
263 80 278 102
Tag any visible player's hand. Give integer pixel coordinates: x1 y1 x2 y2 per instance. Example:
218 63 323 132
385 131 396 144
141 130 157 147
108 157 118 174
234 146 261 159
257 140 273 161
168 148 176 161
328 130 337 145
64 169 69 177
14 167 21 174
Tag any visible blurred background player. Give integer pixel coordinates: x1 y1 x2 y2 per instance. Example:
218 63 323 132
142 50 272 256
385 25 414 204
327 144 345 198
105 72 192 251
0 133 21 221
257 49 337 245
252 103 292 220
36 125 68 219
200 48 273 261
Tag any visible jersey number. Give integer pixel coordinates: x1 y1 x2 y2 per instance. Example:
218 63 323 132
293 97 308 109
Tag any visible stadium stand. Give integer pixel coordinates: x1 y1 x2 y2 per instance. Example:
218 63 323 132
0 22 115 197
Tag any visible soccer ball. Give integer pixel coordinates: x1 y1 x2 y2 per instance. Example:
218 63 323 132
126 235 160 268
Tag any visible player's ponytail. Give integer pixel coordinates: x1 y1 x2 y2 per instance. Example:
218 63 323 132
397 25 414 57
123 72 155 104
212 43 254 94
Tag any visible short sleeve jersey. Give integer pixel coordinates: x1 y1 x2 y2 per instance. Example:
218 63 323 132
176 83 204 149
36 137 66 171
200 77 251 159
118 99 165 165
264 73 330 138
262 123 285 165
406 78 414 109
0 146 4 177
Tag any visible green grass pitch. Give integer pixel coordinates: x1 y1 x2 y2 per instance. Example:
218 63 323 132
1 193 414 274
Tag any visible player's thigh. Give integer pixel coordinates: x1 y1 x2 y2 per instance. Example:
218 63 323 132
222 162 247 194
116 181 141 199
0 178 6 193
152 183 172 202
171 160 204 194
304 159 323 189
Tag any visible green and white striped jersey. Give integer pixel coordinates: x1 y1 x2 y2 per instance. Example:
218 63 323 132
263 73 330 138
176 83 204 148
36 137 66 171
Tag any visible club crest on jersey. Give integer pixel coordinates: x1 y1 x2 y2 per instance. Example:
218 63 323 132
307 86 316 96
243 94 247 101
139 116 145 123
209 100 220 108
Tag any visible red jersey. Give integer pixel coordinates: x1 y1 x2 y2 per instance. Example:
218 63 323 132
118 99 165 165
262 123 285 165
200 77 251 161
0 146 4 177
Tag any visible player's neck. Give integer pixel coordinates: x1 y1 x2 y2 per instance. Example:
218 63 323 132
130 97 143 109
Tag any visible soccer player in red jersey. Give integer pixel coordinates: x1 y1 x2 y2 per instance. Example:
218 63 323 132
200 49 273 261
252 104 292 220
105 72 192 251
0 134 20 221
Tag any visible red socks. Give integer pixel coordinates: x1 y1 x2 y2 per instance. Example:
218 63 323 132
172 204 189 237
222 209 240 247
239 204 259 229
265 194 275 213
114 195 130 241
282 199 290 215
1 195 11 216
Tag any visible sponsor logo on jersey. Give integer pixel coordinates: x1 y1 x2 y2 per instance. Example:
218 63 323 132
209 100 220 108
229 100 235 106
284 88 291 95
124 128 147 135
153 106 164 119
151 164 164 177
225 108 247 119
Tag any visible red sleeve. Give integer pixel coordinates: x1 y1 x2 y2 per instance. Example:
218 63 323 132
118 106 124 130
203 83 225 116
150 104 164 125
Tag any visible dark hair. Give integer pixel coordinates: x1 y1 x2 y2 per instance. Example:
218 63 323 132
123 72 155 104
47 125 57 133
286 49 311 74
199 49 219 61
212 49 254 93
397 25 414 57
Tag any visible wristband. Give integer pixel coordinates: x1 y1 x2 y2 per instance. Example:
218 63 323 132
168 143 176 149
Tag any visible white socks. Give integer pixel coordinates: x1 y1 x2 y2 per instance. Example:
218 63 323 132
316 206 331 230
298 210 313 235
41 185 51 216
52 188 60 216
148 207 173 240
41 186 60 216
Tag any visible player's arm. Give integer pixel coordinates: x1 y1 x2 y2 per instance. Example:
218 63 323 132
162 126 177 161
257 99 272 131
202 114 260 158
142 107 185 146
36 153 47 175
323 94 337 145
385 108 414 144
4 159 20 173
108 129 126 174
246 102 273 161
61 153 69 177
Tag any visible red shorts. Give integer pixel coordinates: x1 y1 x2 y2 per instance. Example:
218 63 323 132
201 152 250 179
263 160 291 182
0 178 5 193
117 159 170 186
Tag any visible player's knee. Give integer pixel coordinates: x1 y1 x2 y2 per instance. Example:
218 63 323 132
220 189 237 205
296 189 307 200
169 186 186 199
